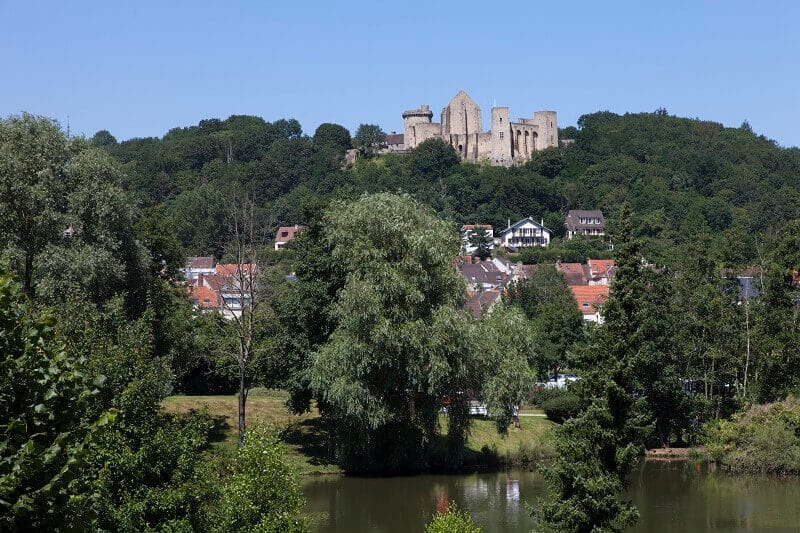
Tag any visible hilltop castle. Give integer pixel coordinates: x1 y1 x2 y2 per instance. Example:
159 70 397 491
398 90 558 166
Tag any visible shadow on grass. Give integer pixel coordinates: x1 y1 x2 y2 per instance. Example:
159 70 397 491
281 417 335 466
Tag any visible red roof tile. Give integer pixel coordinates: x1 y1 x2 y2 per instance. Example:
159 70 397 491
569 285 609 315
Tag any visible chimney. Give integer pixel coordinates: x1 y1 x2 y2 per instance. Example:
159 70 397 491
507 219 511 228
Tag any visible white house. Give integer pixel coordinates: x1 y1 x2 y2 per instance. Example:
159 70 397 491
499 217 552 249
182 256 215 280
460 224 494 254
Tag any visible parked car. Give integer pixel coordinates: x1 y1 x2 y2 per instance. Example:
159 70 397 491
543 373 580 389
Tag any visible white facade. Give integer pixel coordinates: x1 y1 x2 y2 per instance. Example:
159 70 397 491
461 225 495 254
499 218 552 248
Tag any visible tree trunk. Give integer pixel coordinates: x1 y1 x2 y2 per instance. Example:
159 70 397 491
238 358 247 447
23 249 34 297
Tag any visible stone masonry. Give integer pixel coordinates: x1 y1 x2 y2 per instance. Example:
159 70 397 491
401 90 558 166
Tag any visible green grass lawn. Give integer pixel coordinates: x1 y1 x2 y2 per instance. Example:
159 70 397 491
163 390 555 474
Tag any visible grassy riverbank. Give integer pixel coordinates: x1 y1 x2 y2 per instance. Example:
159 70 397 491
163 390 556 474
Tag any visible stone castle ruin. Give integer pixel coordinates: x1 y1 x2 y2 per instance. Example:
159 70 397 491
400 90 558 166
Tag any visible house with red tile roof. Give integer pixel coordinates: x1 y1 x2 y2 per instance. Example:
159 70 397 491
587 259 616 285
182 257 259 319
274 225 304 250
569 285 609 324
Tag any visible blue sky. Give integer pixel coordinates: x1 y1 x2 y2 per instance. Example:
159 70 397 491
2 1 798 147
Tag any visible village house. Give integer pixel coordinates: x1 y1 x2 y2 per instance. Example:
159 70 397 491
182 256 215 280
274 225 304 250
569 285 609 324
460 224 494 255
499 217 552 249
184 259 258 319
565 210 605 239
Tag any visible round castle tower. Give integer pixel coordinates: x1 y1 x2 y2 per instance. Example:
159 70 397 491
402 104 434 150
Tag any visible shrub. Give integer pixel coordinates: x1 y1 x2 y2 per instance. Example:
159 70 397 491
530 385 572 406
214 425 307 532
702 397 800 474
426 502 481 533
541 394 581 424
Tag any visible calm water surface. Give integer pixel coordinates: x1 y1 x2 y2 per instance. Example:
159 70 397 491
302 461 800 532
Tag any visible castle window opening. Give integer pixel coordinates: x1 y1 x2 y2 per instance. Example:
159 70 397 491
499 131 504 139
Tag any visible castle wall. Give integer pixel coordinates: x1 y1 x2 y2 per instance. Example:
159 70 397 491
414 122 441 146
510 122 540 162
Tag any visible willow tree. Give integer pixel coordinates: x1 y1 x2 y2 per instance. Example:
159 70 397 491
309 193 473 473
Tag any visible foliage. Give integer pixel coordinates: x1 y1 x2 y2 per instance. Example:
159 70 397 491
0 114 148 309
535 206 643 532
308 193 471 473
353 123 386 156
504 264 584 378
408 138 460 181
214 425 307 533
703 397 800 474
468 226 493 260
541 394 582 424
472 306 535 434
425 501 482 533
0 273 117 530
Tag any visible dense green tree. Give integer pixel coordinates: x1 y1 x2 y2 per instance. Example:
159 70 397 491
353 123 386 158
0 273 117 530
313 122 352 153
468 226 493 260
0 114 147 308
504 264 584 377
408 138 460 181
213 425 307 532
535 206 644 532
308 193 470 472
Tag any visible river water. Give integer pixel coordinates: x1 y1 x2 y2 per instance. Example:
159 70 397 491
302 460 800 532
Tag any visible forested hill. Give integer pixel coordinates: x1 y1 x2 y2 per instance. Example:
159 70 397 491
97 110 800 267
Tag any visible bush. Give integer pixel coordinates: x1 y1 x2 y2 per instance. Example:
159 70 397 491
541 394 582 424
214 425 307 532
426 502 481 533
702 397 800 474
530 385 571 406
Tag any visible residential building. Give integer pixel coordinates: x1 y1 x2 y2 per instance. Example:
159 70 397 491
184 258 258 319
460 259 507 292
556 262 588 286
183 256 215 280
461 224 494 255
465 289 502 319
569 285 609 324
274 225 304 250
499 217 552 249
586 258 616 285
565 210 605 239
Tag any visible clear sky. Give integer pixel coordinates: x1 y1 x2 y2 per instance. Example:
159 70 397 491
2 1 798 147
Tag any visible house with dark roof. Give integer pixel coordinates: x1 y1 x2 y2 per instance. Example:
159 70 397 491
499 217 552 249
565 210 605 239
460 260 507 291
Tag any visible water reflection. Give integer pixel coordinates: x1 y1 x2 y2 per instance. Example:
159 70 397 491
303 461 800 532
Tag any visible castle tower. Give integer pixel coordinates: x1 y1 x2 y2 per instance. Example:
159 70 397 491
491 107 512 165
532 111 559 149
441 90 482 136
402 105 434 150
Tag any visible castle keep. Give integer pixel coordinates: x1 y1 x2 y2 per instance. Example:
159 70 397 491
401 90 558 166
